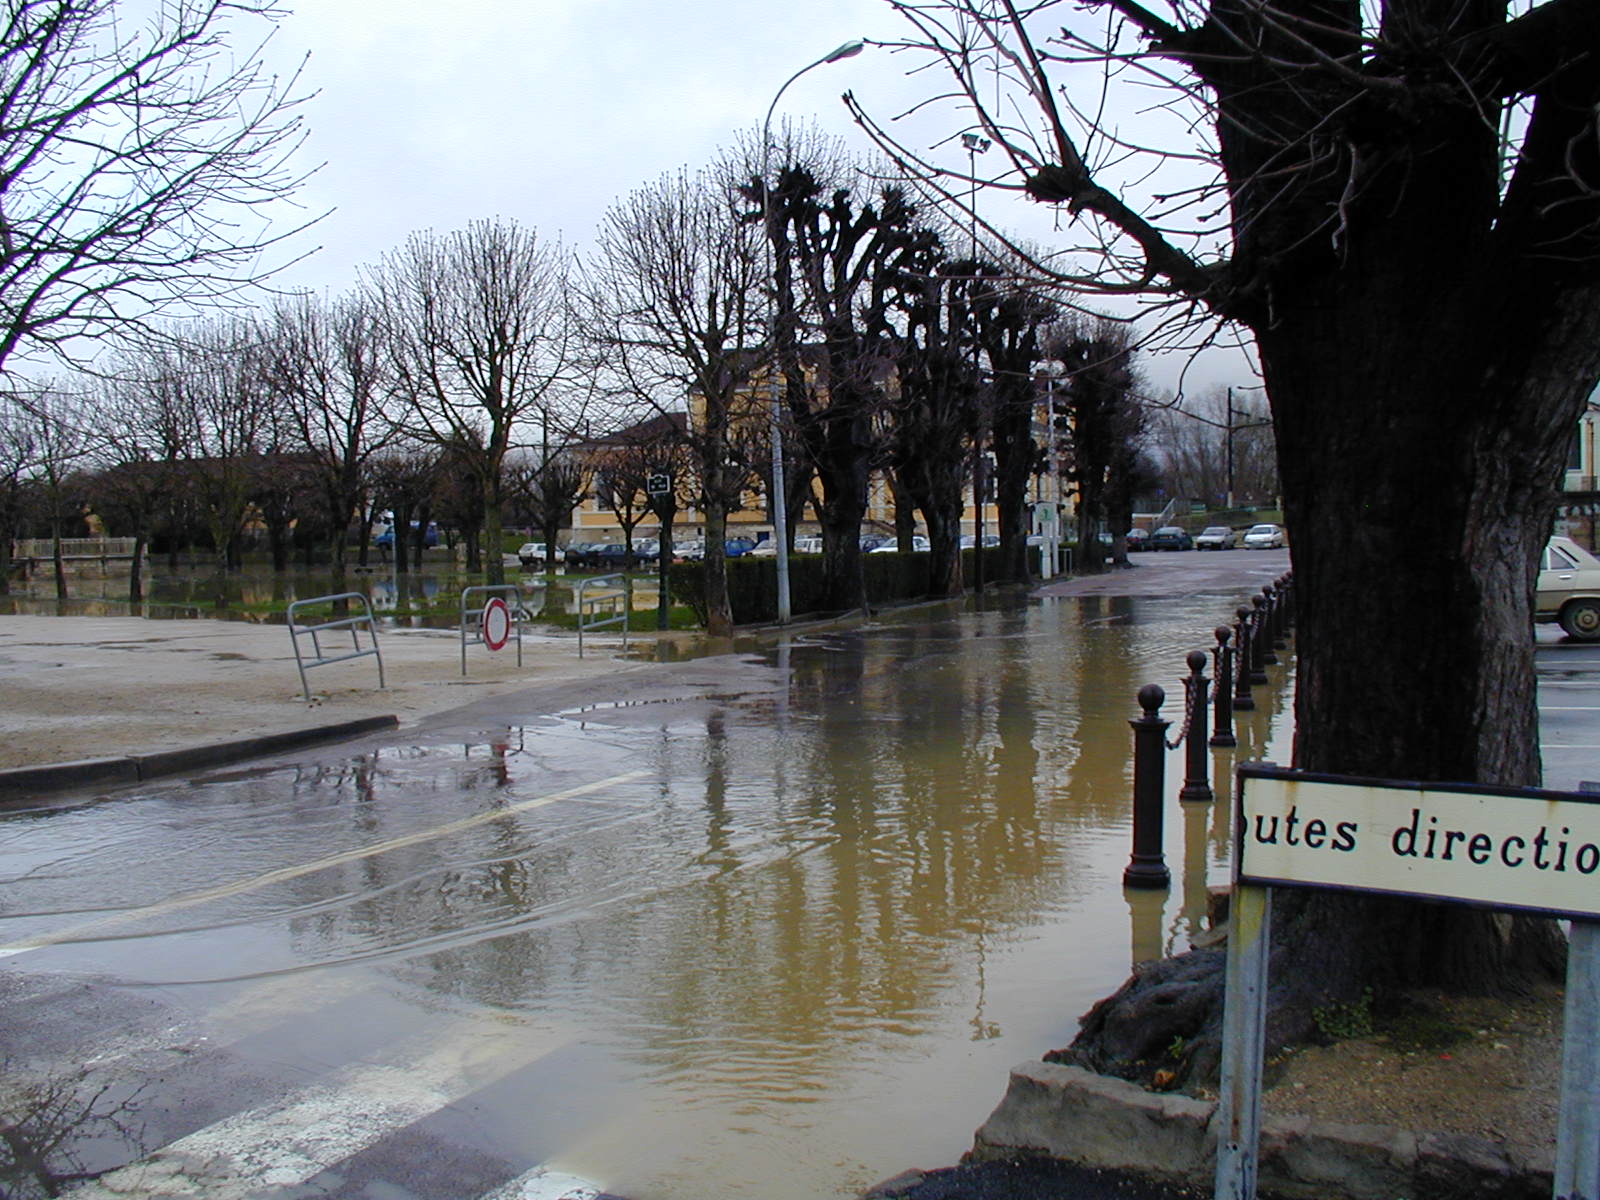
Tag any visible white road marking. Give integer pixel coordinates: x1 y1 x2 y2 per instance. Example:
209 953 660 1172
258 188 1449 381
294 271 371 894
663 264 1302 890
0 770 648 959
478 1166 604 1199
64 1017 569 1199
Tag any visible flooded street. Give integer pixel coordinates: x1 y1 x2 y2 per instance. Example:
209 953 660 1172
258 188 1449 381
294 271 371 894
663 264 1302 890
0 587 1296 1199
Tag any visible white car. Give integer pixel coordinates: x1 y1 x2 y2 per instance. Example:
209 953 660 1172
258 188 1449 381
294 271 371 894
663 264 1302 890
870 535 930 553
517 541 564 567
1241 523 1286 549
1538 536 1600 640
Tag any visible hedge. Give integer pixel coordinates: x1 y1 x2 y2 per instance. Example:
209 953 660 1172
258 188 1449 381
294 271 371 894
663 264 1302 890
667 547 1014 626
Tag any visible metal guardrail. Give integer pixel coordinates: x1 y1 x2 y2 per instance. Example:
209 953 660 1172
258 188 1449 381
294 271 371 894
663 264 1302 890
459 582 545 675
576 573 630 658
286 592 385 703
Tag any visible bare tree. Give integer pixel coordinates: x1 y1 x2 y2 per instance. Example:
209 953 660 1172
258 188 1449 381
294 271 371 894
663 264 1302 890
860 0 1600 1082
0 0 314 384
0 396 38 591
21 384 96 597
585 163 767 637
176 319 275 571
264 292 395 577
1151 386 1278 511
368 219 575 586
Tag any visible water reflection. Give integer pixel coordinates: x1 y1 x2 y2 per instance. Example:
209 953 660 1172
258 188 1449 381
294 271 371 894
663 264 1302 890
0 564 648 627
0 592 1296 1200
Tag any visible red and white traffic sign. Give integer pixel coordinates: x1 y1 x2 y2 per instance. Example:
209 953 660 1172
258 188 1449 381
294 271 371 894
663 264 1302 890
481 596 513 651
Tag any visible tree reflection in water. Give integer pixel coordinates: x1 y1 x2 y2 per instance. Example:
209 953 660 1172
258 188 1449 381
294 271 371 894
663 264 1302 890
0 1063 147 1199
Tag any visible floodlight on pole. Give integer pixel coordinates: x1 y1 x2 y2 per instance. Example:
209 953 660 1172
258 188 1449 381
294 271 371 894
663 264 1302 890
761 38 868 624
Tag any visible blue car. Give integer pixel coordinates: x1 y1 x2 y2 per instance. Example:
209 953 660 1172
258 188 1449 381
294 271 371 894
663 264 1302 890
375 521 439 548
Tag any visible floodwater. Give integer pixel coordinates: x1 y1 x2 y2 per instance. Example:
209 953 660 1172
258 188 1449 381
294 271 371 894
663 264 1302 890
0 591 1295 1199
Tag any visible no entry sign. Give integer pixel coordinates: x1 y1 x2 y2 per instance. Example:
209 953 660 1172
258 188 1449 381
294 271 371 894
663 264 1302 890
481 596 512 651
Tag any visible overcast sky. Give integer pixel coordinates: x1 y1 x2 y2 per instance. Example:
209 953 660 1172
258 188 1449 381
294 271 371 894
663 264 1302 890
266 0 1251 396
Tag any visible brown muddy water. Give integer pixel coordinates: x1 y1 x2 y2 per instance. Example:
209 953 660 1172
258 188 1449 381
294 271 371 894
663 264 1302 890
0 590 1295 1199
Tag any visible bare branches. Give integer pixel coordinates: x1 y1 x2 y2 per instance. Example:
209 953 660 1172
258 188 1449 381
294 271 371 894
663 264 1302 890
0 0 318 377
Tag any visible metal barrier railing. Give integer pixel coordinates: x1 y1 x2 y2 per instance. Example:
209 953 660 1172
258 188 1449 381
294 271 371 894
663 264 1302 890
576 573 630 658
459 582 545 675
287 592 385 703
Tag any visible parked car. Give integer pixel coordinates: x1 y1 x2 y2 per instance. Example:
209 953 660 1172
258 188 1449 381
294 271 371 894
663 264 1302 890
1125 528 1150 551
724 537 757 557
1194 525 1237 551
374 520 439 549
794 536 823 555
870 535 930 553
1538 536 1600 640
674 539 705 561
517 541 564 567
1242 523 1286 549
1148 525 1193 551
747 539 778 557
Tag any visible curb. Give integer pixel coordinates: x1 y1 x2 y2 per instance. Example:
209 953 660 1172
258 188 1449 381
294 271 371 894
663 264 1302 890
0 715 401 803
965 1061 1551 1200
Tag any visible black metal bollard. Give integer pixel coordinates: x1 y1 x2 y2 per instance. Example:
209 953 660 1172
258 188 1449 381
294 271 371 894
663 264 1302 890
1125 683 1172 889
1257 591 1279 666
1233 606 1257 711
1268 581 1287 648
1210 625 1236 748
1179 650 1213 803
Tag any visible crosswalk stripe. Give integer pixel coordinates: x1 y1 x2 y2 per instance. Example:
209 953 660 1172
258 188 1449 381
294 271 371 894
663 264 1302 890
64 1017 569 1199
478 1166 604 1199
0 769 648 960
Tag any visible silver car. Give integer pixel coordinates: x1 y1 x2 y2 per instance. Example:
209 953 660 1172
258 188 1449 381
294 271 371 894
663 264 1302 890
1195 525 1237 550
1242 523 1286 549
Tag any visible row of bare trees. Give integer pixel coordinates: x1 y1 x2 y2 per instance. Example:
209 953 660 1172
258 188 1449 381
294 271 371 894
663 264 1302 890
582 132 1165 630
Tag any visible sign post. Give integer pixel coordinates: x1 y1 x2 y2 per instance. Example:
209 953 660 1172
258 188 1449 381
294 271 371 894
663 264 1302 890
1218 762 1600 1200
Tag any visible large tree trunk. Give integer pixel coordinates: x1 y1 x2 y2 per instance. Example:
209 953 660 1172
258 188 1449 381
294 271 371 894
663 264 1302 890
1069 258 1600 1094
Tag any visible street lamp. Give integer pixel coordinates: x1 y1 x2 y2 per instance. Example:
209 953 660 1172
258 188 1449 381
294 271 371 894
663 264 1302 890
761 39 865 624
962 132 990 591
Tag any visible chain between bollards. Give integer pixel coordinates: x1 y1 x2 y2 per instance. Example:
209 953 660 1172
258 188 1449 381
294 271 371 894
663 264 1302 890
1179 650 1213 803
1211 625 1237 748
1233 605 1256 712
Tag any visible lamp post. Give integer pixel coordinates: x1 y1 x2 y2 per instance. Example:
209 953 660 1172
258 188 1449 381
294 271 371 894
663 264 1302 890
761 39 864 624
962 131 990 591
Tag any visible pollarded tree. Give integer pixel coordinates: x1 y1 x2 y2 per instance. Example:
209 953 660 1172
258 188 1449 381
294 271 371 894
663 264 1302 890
760 161 924 613
0 0 313 386
1042 315 1149 571
855 0 1600 1082
970 266 1058 583
368 219 575 586
886 251 981 597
